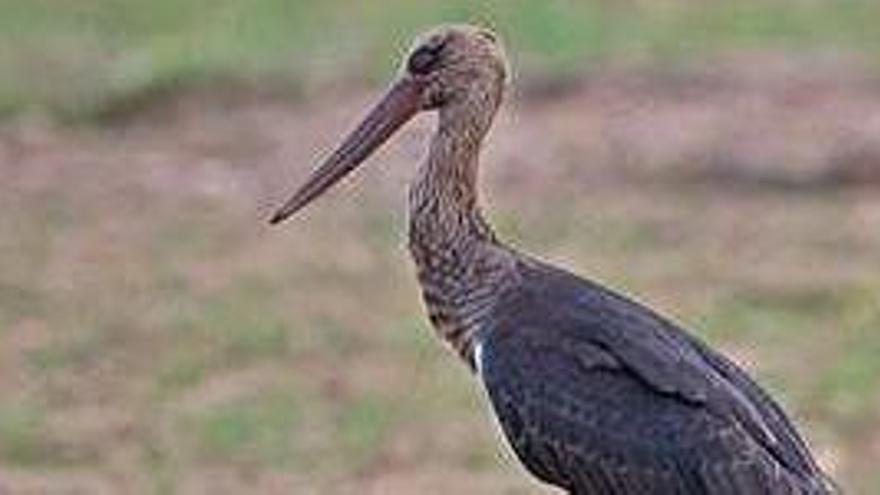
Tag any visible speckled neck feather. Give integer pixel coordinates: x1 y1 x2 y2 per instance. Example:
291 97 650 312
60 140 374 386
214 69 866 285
407 84 517 368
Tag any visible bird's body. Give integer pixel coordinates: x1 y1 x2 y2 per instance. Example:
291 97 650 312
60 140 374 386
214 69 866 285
479 259 827 493
271 25 832 494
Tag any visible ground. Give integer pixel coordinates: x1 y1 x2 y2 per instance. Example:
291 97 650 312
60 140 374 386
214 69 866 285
1 57 879 494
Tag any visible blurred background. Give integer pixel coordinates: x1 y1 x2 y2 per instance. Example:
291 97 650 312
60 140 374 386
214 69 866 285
1 1 879 493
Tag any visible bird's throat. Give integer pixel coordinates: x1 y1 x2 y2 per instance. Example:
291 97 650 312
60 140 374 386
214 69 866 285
407 104 515 367
409 97 498 246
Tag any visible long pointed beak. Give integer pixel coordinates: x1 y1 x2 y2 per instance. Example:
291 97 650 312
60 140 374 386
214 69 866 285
269 78 424 225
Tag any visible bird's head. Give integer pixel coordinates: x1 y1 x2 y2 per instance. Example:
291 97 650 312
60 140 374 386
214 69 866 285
270 24 506 225
403 24 508 112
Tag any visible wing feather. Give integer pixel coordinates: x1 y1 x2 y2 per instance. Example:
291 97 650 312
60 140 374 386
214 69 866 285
475 260 830 493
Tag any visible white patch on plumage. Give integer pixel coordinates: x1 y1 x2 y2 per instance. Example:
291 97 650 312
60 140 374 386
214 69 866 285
473 339 485 377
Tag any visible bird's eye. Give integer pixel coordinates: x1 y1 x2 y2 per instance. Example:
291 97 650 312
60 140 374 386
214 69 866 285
407 41 445 75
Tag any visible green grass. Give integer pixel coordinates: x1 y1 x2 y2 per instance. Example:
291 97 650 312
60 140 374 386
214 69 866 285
0 402 96 467
183 388 301 466
0 284 45 331
814 293 880 430
335 394 393 470
147 282 296 400
155 349 212 393
0 0 878 119
26 330 106 372
0 404 51 466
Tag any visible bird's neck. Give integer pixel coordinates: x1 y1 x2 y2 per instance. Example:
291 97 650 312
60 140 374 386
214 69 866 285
409 108 495 246
407 100 517 366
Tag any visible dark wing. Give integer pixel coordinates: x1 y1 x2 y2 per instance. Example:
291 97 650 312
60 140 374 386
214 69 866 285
477 260 830 494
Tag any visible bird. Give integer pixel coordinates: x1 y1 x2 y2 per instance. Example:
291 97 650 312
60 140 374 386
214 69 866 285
270 25 834 494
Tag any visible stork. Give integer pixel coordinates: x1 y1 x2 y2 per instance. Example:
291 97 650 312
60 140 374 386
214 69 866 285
270 25 833 494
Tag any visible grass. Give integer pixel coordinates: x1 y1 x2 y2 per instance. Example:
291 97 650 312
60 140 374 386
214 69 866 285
0 404 52 466
815 299 880 429
183 387 301 466
335 394 393 470
166 285 291 364
0 0 878 119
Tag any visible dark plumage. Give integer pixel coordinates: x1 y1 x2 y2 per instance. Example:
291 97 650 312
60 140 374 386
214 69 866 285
480 259 828 493
271 24 833 494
